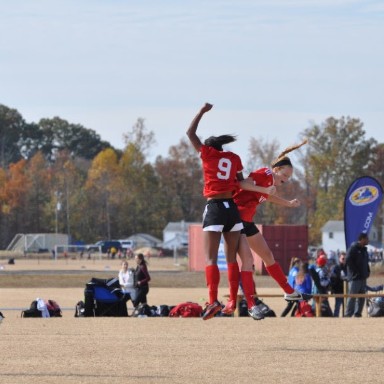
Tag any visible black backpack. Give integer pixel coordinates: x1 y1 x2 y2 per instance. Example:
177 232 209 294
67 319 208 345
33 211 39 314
239 299 248 317
321 300 333 317
74 301 85 317
131 303 152 317
157 305 170 317
21 301 42 318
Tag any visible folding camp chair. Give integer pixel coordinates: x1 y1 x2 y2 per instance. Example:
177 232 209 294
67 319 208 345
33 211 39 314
84 282 128 317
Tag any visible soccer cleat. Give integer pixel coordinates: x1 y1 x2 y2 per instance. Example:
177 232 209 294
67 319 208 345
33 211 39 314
248 305 265 321
221 300 236 315
202 300 222 321
284 290 313 302
256 302 270 315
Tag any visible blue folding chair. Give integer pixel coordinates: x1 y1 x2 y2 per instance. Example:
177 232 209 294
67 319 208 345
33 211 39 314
86 285 128 317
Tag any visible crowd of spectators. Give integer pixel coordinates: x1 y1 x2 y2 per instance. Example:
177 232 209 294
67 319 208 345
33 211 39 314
288 233 383 317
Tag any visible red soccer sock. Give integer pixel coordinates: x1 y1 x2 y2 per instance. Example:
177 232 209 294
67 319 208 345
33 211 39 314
206 265 220 304
265 262 294 294
227 262 240 302
241 271 256 309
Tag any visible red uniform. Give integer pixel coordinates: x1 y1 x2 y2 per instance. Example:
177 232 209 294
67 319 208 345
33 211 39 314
233 167 273 222
200 145 243 198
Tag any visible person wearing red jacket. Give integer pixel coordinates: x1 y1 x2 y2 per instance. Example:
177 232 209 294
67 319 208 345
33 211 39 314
222 140 312 319
187 103 276 320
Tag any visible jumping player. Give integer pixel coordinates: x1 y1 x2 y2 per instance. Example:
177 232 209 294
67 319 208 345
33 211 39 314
186 103 276 321
222 140 311 319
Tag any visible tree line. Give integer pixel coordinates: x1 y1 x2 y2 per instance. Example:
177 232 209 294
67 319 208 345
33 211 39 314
0 103 383 249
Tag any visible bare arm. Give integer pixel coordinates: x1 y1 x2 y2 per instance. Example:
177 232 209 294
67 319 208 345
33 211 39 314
239 177 276 195
186 103 213 152
267 194 300 207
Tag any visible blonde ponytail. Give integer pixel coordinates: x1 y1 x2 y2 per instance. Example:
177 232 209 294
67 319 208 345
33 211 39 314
271 139 308 168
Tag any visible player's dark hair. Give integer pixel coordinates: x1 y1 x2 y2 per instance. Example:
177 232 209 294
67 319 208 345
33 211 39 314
271 139 308 168
358 233 368 241
136 253 148 266
204 135 236 151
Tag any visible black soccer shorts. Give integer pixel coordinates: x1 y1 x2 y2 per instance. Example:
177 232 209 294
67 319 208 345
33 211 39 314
240 221 260 237
202 199 243 233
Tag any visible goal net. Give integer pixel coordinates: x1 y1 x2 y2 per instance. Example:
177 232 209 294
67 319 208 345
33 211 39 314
53 245 102 261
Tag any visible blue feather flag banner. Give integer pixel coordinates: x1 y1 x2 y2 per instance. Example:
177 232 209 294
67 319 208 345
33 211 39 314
344 176 383 249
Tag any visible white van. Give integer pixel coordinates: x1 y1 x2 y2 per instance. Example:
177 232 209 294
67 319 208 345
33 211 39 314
118 240 136 250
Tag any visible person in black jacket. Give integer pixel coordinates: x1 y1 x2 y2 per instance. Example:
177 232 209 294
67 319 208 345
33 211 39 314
133 253 151 308
331 252 347 317
345 233 370 317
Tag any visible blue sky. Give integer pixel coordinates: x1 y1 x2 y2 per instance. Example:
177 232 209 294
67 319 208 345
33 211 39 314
1 0 383 164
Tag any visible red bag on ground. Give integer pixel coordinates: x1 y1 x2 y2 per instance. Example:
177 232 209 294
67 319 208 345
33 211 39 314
45 300 62 317
169 302 203 318
295 301 314 317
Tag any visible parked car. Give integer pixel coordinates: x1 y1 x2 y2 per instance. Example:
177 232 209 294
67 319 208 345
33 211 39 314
86 240 122 253
118 240 136 250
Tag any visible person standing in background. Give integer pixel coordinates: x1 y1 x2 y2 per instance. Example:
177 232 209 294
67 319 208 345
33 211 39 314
133 253 151 308
345 233 370 318
118 259 137 303
331 252 347 317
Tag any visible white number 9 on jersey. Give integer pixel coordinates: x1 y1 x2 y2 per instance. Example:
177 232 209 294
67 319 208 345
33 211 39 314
217 158 232 180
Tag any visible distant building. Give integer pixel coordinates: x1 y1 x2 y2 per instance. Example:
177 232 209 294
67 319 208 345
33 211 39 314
162 221 200 249
124 233 162 249
321 220 381 253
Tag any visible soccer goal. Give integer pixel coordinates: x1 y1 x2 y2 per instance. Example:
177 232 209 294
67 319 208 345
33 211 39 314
53 245 102 261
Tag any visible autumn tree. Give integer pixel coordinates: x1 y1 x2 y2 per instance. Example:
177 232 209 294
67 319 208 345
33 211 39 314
118 118 161 237
300 116 377 244
0 105 25 167
24 152 52 232
246 136 307 226
86 148 122 240
0 160 29 247
37 117 112 161
48 151 90 240
247 136 280 174
155 138 205 224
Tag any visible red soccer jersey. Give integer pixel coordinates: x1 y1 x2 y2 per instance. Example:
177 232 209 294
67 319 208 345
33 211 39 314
200 145 243 198
233 167 274 222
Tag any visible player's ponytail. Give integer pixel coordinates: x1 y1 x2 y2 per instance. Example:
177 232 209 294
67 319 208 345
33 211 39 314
204 135 236 151
271 139 308 168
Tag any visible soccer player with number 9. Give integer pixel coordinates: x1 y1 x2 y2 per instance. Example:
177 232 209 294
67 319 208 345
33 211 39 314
187 103 276 320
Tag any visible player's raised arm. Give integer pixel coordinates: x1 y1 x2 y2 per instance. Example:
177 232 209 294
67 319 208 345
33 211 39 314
267 195 300 207
186 103 213 152
239 178 277 195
